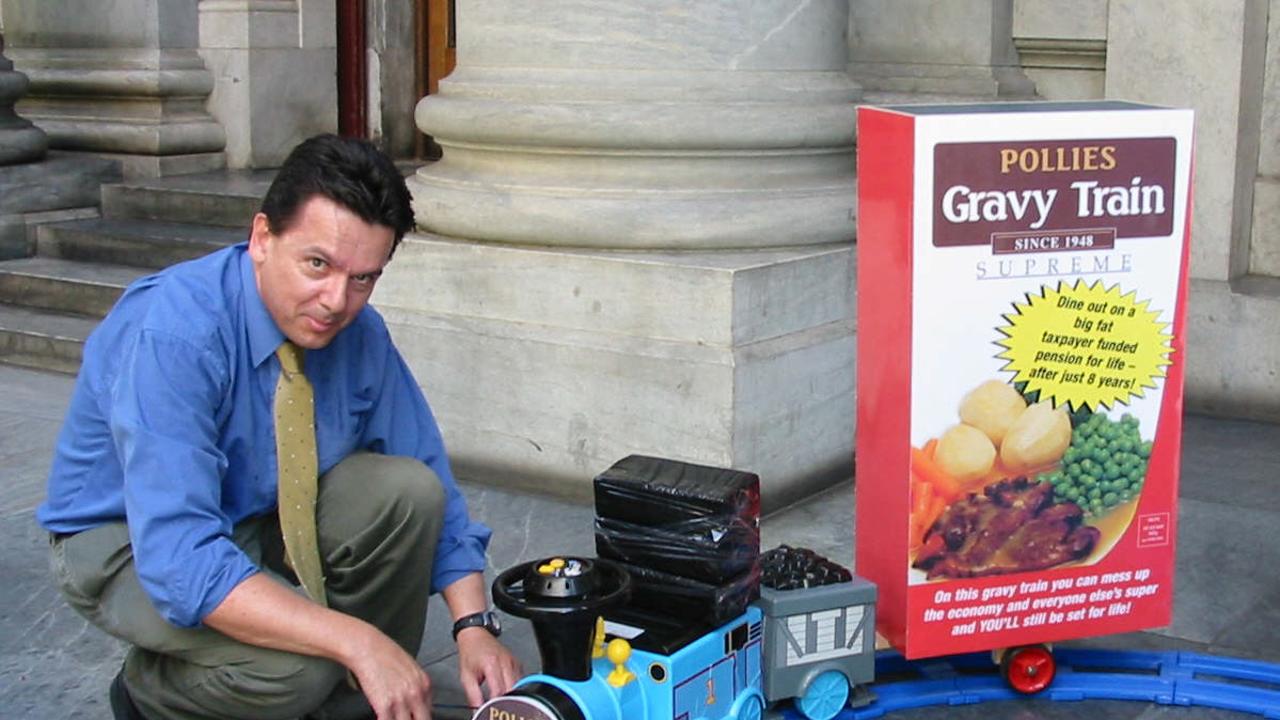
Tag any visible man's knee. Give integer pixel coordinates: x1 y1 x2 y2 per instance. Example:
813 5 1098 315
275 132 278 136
318 453 445 554
129 647 345 720
372 454 446 522
225 653 345 718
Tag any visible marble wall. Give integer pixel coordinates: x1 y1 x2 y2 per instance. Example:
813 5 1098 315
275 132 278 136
1102 0 1280 421
848 0 1034 97
197 0 337 169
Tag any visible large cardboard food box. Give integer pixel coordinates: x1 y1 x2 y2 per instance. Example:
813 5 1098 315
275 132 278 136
855 102 1194 658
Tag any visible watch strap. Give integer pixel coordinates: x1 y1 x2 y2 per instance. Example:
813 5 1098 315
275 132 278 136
452 610 500 639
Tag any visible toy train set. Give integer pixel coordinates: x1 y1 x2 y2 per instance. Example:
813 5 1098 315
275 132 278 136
471 455 1280 720
474 456 974 720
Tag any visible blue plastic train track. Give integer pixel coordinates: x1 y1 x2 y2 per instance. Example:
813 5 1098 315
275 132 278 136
778 648 1280 719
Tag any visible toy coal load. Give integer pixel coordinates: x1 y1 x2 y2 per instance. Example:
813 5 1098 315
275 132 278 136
757 545 878 711
593 455 761 626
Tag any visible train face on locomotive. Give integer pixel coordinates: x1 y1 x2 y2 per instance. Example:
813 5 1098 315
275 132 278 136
475 569 877 720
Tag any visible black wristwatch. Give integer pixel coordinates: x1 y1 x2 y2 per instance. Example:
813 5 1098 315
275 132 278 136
452 610 502 640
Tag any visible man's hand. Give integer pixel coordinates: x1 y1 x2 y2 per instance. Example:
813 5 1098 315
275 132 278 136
205 574 434 719
455 627 523 707
345 625 434 720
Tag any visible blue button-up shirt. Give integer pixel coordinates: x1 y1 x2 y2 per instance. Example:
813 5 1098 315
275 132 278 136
37 243 491 628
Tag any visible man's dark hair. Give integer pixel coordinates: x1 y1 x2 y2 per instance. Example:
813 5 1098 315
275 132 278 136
260 134 415 255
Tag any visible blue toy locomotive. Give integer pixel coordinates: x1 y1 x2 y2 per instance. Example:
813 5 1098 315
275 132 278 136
473 456 878 720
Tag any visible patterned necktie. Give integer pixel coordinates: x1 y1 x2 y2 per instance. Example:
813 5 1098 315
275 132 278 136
274 341 327 606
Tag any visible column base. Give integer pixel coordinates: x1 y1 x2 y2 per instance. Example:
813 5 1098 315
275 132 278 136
10 48 226 179
374 234 857 512
0 124 47 165
0 152 121 259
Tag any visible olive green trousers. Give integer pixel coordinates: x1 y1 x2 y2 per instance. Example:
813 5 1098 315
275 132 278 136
50 453 445 720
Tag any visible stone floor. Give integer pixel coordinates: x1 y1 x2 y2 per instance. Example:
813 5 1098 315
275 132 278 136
1 361 1277 719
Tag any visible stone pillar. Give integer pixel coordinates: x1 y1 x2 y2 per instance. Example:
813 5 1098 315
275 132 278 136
0 32 45 166
1 0 225 178
848 0 1036 98
198 0 337 168
386 0 859 509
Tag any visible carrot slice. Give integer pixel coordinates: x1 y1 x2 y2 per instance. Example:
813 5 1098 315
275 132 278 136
913 479 933 520
911 446 963 500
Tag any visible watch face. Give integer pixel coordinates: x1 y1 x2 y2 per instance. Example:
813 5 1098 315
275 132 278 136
488 612 502 634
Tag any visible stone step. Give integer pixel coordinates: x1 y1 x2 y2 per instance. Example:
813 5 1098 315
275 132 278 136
37 218 243 270
0 304 97 375
101 169 274 228
0 257 146 317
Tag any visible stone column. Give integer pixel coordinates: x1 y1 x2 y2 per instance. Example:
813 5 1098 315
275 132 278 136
0 32 45 166
848 0 1036 98
198 0 337 168
385 0 859 509
1 0 225 178
2 28 51 259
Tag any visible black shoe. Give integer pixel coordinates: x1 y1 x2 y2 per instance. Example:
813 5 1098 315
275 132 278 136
109 669 147 720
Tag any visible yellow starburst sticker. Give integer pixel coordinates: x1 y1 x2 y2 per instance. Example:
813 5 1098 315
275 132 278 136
995 279 1172 412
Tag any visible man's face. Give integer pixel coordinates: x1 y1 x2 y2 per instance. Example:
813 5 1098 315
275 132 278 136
248 195 395 350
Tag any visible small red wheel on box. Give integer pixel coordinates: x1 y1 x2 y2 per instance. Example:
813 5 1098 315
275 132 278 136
1000 644 1056 694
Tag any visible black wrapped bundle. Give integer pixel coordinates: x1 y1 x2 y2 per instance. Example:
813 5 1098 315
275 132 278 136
616 559 761 627
594 514 759 585
593 455 760 527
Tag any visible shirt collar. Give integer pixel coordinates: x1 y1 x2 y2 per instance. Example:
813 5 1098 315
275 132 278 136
238 243 286 368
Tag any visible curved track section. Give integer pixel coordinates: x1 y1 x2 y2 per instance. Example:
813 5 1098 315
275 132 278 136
780 648 1280 719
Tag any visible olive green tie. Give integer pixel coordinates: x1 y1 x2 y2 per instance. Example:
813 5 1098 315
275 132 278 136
274 341 327 606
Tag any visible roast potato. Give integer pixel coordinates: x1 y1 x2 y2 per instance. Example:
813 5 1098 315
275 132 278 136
935 423 997 483
958 380 1027 445
1000 401 1072 472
